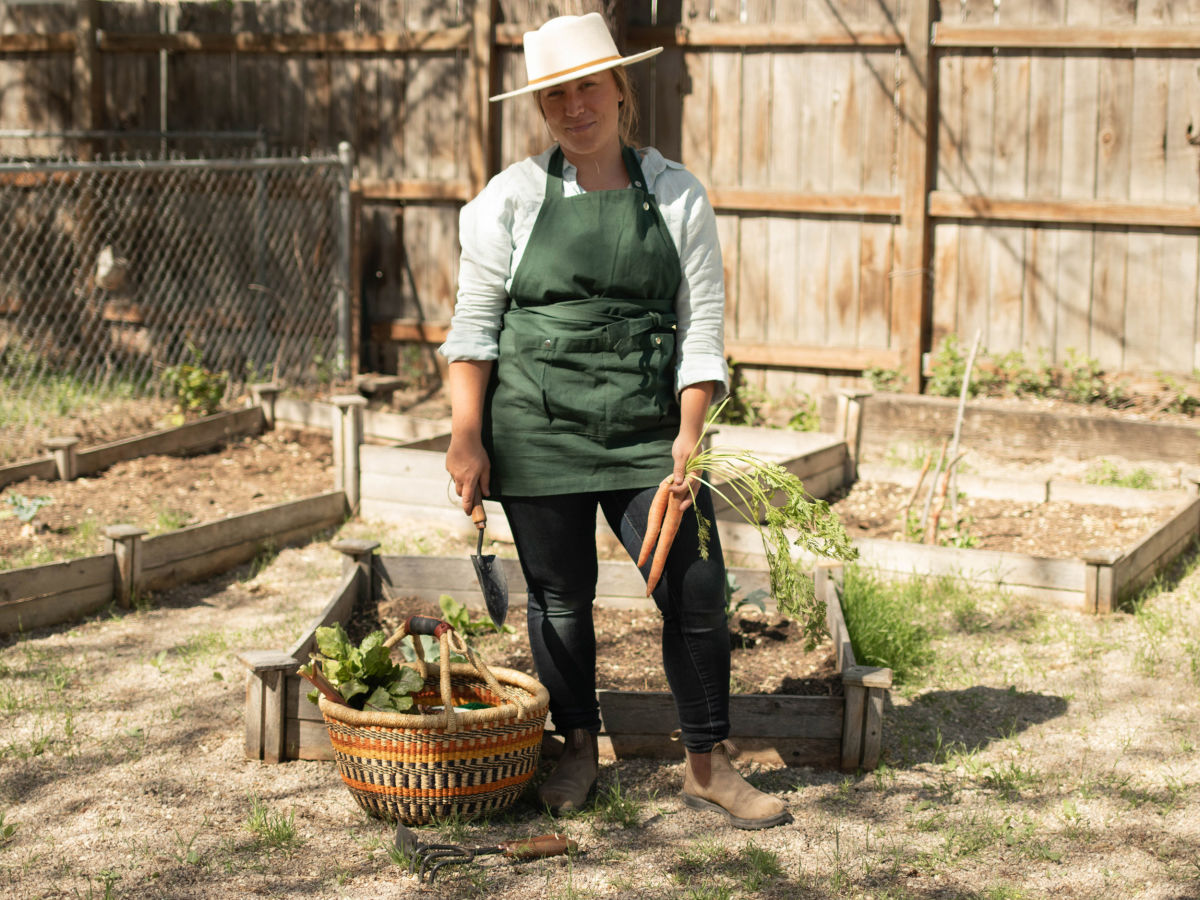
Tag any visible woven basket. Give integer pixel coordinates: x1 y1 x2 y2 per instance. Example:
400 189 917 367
317 617 549 825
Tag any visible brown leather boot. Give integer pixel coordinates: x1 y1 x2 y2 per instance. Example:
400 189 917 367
682 740 792 829
538 728 599 815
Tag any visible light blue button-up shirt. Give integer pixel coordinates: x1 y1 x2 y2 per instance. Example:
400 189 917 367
438 145 730 401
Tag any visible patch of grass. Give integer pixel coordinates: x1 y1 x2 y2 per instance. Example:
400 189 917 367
982 760 1041 800
173 630 229 666
244 794 302 852
151 505 193 533
839 566 937 684
1083 459 1162 490
590 775 642 829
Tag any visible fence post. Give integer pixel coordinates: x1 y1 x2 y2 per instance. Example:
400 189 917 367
336 141 355 381
892 0 936 393
331 394 366 514
44 436 80 481
249 382 282 430
834 391 870 483
104 524 147 608
332 538 380 608
1082 549 1122 614
73 0 103 158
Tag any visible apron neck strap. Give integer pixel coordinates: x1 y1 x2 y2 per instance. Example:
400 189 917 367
546 145 651 194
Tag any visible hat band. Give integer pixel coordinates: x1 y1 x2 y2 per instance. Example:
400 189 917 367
527 54 622 87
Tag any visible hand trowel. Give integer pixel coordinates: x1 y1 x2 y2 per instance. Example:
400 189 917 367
470 502 509 628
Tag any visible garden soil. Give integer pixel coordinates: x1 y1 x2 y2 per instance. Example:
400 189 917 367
1 402 1198 897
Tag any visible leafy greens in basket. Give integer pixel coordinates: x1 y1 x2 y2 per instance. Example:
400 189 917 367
299 623 425 713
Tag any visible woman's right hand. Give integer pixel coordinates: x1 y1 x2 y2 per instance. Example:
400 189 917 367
446 434 491 513
445 359 495 514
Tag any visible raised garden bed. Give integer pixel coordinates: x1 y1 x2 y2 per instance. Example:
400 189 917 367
238 547 890 772
0 390 344 634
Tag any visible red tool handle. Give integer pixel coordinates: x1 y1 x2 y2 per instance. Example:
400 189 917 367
405 615 454 638
498 833 577 860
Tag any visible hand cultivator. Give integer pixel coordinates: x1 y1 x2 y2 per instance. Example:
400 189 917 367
395 823 578 883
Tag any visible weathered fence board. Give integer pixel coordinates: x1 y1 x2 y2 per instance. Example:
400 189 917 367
4 0 1200 394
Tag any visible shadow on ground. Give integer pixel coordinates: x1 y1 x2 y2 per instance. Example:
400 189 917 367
882 684 1068 766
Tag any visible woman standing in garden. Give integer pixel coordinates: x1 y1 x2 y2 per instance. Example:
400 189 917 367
439 12 790 830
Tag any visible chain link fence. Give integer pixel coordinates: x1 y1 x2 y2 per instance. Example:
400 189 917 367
0 138 352 457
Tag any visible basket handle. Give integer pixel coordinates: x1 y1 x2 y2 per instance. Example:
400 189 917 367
384 616 532 724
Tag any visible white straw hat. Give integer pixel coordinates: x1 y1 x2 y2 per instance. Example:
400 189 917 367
489 12 663 102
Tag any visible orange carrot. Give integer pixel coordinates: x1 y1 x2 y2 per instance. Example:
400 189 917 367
637 478 673 568
645 490 685 596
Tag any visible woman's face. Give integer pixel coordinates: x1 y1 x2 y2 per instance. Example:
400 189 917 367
538 69 623 162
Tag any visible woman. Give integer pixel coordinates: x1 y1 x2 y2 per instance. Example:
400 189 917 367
439 12 789 830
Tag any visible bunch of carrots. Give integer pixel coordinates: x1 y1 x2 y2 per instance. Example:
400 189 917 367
637 403 858 647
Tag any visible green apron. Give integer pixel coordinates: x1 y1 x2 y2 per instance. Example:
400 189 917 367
484 145 683 498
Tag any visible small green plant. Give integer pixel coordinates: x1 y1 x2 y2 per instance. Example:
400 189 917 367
1059 348 1107 405
740 840 785 890
0 810 16 843
785 394 819 432
724 572 768 623
245 794 302 852
437 593 514 636
299 623 425 713
160 343 228 420
1158 374 1200 415
864 366 906 392
926 334 969 397
2 493 52 525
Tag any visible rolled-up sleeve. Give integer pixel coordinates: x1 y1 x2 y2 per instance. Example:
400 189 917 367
665 173 730 403
438 182 514 361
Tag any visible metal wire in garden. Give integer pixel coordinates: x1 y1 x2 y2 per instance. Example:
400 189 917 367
0 137 352 452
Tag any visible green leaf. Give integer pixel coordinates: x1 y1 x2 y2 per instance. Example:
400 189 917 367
358 641 396 680
314 624 351 661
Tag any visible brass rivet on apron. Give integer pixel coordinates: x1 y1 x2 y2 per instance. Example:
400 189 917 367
654 336 662 345
642 201 650 211
543 339 551 348
635 180 642 187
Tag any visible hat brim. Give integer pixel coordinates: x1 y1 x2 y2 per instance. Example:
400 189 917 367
489 47 663 102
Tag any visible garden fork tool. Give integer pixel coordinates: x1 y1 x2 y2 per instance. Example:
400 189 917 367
395 824 577 883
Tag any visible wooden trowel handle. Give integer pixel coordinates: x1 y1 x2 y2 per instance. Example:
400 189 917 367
471 502 487 529
498 833 577 859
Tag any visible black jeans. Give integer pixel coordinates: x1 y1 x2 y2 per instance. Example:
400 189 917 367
501 483 729 753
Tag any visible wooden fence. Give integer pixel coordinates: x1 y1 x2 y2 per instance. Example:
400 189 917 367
2 0 1198 391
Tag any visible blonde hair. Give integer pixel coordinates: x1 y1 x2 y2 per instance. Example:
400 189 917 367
534 66 641 148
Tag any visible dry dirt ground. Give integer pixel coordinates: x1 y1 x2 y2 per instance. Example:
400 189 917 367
1 403 1199 898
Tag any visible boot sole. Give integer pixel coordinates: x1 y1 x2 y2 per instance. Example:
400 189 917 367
680 791 793 830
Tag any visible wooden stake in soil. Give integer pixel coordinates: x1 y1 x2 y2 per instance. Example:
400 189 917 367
918 438 949 536
900 450 933 533
947 330 982 523
925 451 967 544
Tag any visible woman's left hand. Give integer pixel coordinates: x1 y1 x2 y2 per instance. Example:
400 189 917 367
670 381 717 513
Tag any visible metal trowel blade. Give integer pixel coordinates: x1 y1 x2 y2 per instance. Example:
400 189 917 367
470 503 509 628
